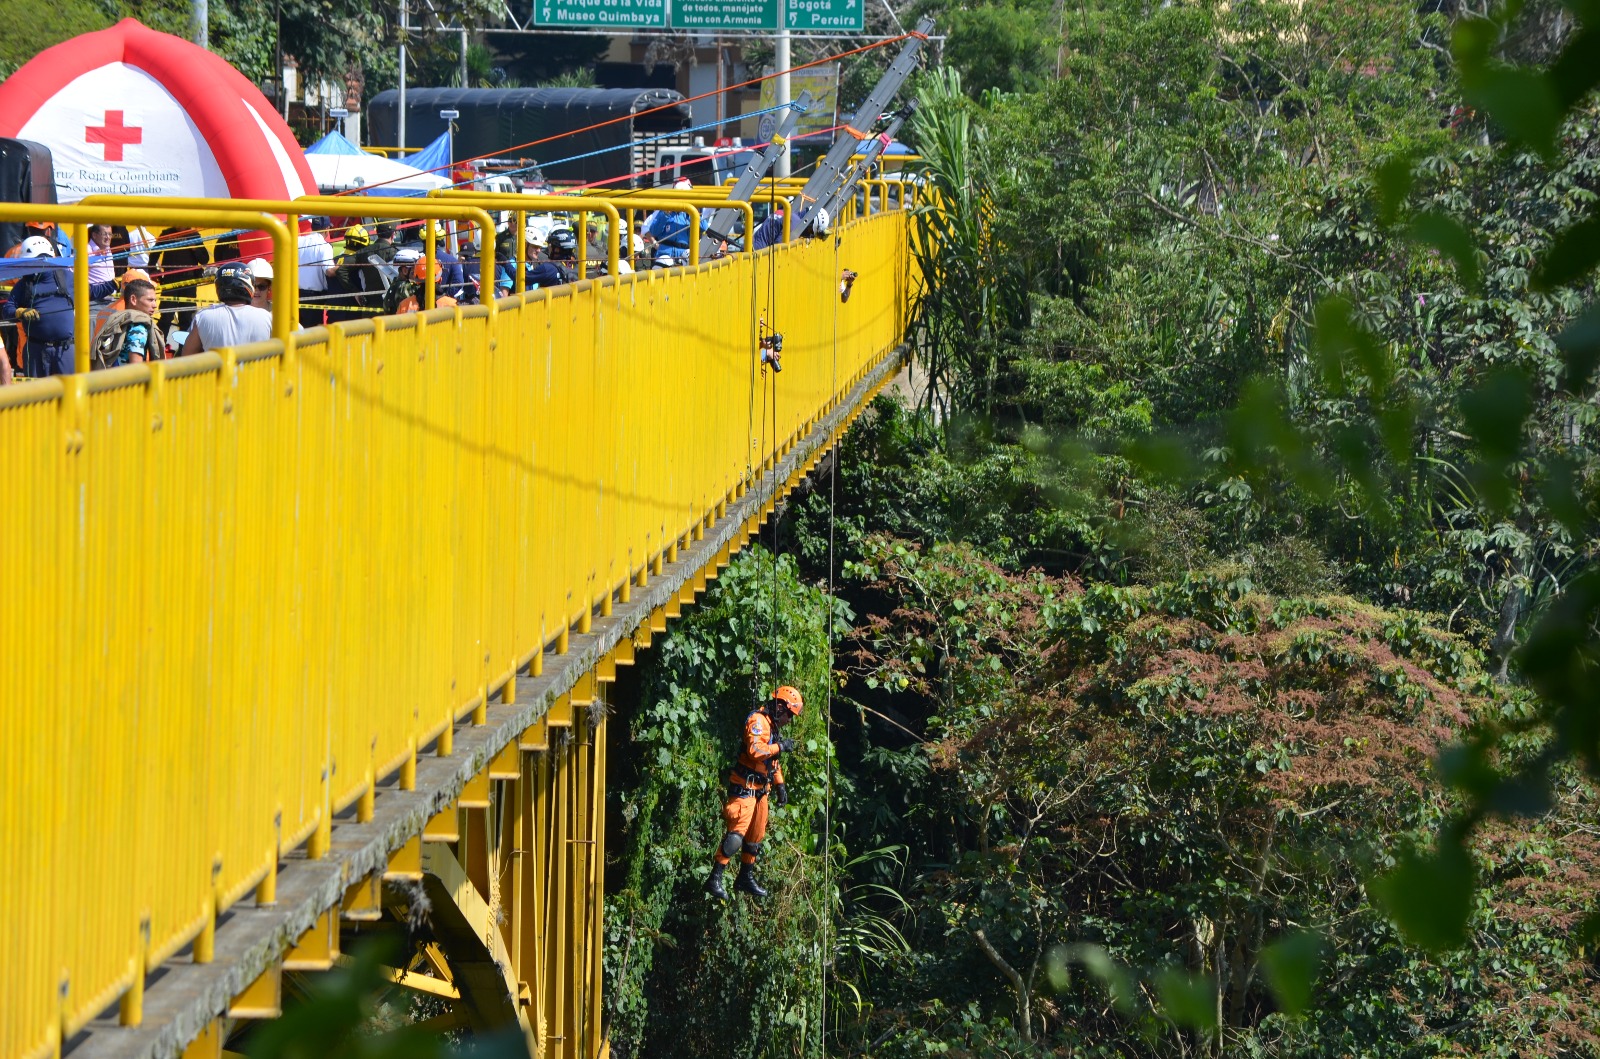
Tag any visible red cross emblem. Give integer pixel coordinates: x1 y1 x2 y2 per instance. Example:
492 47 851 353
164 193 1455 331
85 110 142 162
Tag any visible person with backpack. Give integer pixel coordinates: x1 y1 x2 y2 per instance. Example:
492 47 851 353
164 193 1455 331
91 278 163 369
385 251 461 314
330 225 395 322
2 235 115 377
428 223 467 302
369 222 400 264
181 262 272 355
384 249 424 315
103 269 154 314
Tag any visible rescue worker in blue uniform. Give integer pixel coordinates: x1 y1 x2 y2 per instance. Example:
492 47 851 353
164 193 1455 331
4 235 116 376
528 228 577 289
641 206 693 263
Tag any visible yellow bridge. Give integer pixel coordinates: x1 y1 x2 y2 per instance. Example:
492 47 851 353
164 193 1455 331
0 189 916 1059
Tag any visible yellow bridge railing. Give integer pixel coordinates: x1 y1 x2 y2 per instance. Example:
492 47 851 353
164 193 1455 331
0 208 913 1059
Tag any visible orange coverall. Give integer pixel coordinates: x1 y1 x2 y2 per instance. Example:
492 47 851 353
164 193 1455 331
715 708 787 867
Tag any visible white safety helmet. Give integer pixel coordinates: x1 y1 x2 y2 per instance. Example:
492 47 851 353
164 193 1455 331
20 235 53 258
394 247 422 264
248 257 274 281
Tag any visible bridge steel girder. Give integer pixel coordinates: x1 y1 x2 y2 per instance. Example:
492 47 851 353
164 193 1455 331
64 331 909 1059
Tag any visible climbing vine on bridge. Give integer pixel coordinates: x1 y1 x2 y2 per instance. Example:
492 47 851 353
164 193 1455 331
603 547 851 1059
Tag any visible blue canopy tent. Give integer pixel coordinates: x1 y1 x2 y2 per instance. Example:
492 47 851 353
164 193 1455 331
304 130 364 156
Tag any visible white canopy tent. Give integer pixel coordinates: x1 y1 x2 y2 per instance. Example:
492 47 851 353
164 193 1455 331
302 131 450 196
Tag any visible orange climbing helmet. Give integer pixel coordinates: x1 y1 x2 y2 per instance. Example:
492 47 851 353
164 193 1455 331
771 686 804 717
410 257 442 283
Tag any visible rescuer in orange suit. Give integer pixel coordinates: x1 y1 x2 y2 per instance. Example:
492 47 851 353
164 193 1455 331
706 686 802 900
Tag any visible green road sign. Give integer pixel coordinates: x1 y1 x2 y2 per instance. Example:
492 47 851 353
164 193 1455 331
532 0 861 30
533 0 667 28
784 0 862 31
670 0 778 30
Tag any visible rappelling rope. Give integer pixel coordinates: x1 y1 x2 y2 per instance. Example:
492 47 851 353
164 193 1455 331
744 208 762 700
819 221 842 1059
746 160 788 704
344 34 920 197
762 194 784 704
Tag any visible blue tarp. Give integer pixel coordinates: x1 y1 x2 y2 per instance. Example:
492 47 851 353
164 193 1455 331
304 130 366 156
405 131 451 179
0 255 74 279
302 135 449 196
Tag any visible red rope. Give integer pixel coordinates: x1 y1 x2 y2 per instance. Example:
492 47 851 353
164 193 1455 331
562 126 842 193
342 34 916 197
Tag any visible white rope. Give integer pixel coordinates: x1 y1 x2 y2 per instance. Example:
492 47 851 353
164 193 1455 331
819 227 842 1059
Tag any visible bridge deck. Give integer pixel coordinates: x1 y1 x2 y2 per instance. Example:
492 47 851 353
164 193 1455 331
0 208 913 1059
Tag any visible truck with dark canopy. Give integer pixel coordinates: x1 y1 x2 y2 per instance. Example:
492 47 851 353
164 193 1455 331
367 87 695 187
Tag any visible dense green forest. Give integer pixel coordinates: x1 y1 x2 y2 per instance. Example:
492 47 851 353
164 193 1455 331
601 1 1600 1056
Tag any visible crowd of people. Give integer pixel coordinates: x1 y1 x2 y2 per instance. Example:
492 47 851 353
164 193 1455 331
0 187 774 384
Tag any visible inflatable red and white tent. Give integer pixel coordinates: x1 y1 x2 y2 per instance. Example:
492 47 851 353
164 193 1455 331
0 18 314 204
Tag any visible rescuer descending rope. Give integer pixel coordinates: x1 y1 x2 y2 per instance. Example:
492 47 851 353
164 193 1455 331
706 685 803 900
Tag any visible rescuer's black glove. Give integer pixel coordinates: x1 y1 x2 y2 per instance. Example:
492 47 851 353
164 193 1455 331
774 783 789 808
776 736 796 755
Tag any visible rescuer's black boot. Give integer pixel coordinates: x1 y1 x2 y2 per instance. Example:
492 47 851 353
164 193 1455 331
734 864 769 898
706 863 729 901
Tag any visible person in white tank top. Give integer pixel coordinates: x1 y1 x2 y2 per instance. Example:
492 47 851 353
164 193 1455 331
181 261 273 355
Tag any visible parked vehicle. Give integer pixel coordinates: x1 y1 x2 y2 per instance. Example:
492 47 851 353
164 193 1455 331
654 138 757 187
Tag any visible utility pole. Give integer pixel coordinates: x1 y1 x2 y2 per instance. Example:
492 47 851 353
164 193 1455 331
398 0 408 151
275 0 286 120
716 37 726 126
460 29 469 87
774 28 791 177
193 0 208 49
